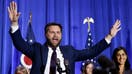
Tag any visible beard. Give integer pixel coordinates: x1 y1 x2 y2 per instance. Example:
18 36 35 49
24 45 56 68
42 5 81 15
46 38 61 48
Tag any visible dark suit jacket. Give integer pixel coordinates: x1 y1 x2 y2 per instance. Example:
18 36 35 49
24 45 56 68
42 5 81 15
10 29 110 74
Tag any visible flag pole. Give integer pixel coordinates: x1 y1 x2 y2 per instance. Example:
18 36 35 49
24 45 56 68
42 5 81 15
29 12 32 24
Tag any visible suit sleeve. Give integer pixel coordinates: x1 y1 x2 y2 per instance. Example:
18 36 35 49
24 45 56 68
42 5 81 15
9 29 36 59
73 39 110 61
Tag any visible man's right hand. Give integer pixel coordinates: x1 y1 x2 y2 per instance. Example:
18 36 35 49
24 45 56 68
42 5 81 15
8 1 20 26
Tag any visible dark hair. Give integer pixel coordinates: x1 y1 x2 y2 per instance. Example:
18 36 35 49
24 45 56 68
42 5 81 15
44 22 62 34
112 46 131 70
15 66 29 74
82 61 94 74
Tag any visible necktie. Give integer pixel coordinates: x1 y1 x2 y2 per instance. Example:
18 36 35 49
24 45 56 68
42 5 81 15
50 48 57 74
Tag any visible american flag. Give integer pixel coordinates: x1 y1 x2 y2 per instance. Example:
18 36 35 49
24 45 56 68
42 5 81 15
25 21 36 44
85 31 93 48
81 17 96 72
26 12 36 44
85 30 97 63
83 17 95 62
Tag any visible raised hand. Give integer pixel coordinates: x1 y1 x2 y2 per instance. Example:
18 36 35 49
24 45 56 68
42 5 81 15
105 19 121 41
109 19 121 37
8 1 20 25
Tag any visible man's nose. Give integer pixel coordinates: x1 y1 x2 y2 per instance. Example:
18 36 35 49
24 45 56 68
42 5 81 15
54 32 58 37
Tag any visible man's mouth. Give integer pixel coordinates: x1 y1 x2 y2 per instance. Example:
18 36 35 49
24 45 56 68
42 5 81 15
52 38 58 42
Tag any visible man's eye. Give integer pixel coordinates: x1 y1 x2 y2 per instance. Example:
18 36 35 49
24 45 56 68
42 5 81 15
50 31 54 33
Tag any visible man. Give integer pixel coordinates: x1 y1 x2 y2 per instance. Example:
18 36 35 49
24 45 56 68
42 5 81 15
8 1 121 74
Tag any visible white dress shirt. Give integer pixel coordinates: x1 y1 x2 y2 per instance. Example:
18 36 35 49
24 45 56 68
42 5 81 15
44 47 66 74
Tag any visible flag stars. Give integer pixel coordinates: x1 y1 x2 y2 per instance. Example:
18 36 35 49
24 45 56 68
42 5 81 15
88 38 91 41
88 43 90 46
91 40 93 42
29 39 33 43
88 33 91 36
90 59 93 62
82 62 85 66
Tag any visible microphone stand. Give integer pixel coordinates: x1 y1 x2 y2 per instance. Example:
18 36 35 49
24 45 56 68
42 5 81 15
57 64 62 74
56 58 62 74
57 68 69 74
64 60 70 74
64 64 70 74
56 59 70 74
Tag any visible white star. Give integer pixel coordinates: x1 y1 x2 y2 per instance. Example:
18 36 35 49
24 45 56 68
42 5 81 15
88 43 90 46
29 40 33 43
89 33 91 36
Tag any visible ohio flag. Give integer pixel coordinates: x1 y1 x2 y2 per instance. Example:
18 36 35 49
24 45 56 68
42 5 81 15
20 14 36 69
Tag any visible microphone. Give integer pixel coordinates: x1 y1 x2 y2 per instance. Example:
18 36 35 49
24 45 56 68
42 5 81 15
56 58 70 74
64 59 70 74
56 58 62 74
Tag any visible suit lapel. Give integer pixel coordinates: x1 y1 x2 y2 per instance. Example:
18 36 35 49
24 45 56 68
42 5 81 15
60 46 67 60
41 44 49 69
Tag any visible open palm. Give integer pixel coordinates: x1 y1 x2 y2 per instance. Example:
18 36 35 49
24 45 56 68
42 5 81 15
8 1 20 24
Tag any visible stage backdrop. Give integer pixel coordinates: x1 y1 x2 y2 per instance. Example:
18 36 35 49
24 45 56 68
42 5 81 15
0 0 132 74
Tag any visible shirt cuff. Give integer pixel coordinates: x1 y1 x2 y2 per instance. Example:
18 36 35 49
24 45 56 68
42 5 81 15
11 25 19 33
105 38 111 44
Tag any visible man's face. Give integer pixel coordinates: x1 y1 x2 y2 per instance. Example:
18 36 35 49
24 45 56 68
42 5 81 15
116 50 127 65
46 25 62 47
